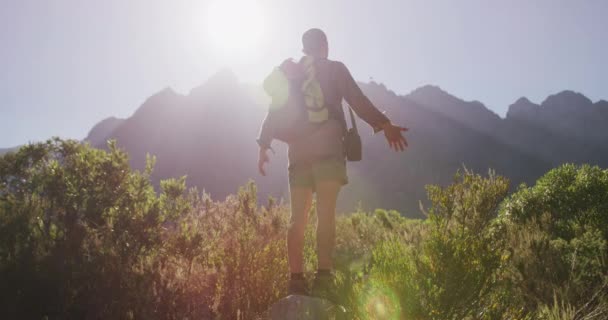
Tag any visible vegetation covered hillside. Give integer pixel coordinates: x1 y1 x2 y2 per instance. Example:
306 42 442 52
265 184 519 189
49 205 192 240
1 139 606 319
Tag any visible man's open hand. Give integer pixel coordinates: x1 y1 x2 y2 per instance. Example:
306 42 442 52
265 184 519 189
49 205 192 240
258 148 270 176
382 122 409 151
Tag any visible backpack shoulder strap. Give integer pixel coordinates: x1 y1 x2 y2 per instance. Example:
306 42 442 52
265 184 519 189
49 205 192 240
327 60 357 134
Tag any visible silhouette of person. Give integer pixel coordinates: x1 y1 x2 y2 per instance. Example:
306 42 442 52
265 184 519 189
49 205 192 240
257 28 408 299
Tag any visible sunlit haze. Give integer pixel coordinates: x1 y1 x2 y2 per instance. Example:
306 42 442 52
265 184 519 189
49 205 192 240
203 0 267 57
1 0 607 147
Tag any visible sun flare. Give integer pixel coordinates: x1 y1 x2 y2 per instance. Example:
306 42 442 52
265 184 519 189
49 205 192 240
204 0 266 54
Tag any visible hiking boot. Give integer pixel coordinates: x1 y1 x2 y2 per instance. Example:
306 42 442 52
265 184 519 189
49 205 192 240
287 277 308 296
311 272 338 303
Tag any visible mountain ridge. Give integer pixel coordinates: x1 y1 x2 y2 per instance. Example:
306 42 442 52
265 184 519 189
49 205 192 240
5 71 608 217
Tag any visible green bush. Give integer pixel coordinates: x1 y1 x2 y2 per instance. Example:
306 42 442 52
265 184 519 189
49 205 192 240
366 170 510 319
0 139 290 319
499 164 608 317
1 140 607 319
0 139 171 318
333 208 422 318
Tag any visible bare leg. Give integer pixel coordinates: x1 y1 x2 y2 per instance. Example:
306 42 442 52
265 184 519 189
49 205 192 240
288 186 313 274
315 180 342 270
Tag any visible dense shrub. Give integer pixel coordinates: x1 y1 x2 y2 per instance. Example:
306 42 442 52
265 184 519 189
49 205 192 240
366 170 510 319
1 140 607 319
499 164 608 317
333 208 424 318
0 139 289 319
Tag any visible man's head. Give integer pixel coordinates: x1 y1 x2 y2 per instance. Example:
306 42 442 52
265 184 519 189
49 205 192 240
302 28 328 58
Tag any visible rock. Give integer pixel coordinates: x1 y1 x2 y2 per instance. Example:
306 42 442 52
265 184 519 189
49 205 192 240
268 295 347 320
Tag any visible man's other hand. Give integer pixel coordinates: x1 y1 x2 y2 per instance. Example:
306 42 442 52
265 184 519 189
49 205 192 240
258 148 270 176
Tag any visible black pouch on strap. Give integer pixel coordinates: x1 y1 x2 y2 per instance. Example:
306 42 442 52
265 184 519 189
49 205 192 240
344 106 362 162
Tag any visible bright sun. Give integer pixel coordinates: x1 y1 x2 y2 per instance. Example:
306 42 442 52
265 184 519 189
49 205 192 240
205 0 266 54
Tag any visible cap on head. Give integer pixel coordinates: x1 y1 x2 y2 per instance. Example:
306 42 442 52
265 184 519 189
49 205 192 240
302 28 328 57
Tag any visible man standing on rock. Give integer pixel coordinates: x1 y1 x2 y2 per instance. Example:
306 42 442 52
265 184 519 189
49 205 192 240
257 28 408 299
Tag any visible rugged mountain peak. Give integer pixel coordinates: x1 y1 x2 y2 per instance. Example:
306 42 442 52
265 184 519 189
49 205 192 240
541 90 593 109
357 81 399 104
87 116 122 129
131 86 181 120
189 68 239 97
144 86 178 99
406 84 500 126
408 85 451 101
514 97 534 105
208 68 238 85
506 97 540 119
406 84 488 113
85 116 125 146
470 100 485 108
594 100 608 108
142 87 180 107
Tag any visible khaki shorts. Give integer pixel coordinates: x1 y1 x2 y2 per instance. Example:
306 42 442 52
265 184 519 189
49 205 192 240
288 157 348 190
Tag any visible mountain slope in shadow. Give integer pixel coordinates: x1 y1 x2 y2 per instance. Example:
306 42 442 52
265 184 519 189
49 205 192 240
88 72 608 217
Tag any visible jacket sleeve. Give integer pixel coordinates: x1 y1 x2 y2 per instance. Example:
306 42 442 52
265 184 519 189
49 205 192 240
336 62 389 133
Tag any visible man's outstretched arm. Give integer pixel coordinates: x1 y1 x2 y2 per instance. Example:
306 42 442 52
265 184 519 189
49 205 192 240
337 62 389 132
337 62 408 151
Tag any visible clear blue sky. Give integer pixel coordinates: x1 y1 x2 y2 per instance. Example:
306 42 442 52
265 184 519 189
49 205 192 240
1 0 607 147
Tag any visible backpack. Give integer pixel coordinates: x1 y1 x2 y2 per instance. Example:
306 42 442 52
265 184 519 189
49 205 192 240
261 57 362 161
262 57 328 143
